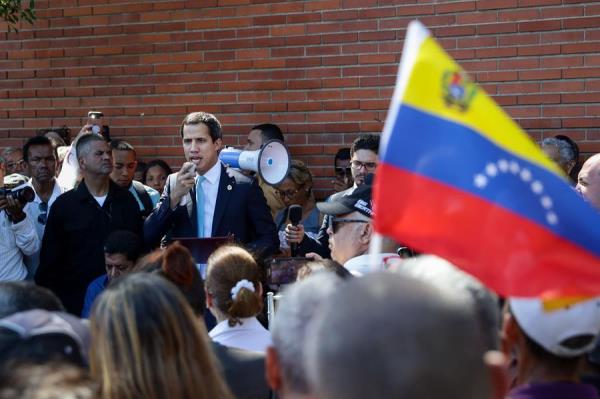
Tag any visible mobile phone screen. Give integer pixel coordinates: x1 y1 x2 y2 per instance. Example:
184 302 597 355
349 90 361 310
268 257 307 285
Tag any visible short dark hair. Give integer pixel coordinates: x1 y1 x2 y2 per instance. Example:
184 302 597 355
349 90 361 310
0 281 64 319
252 123 284 143
334 148 351 166
37 125 72 145
109 139 136 159
179 112 222 142
104 230 143 262
143 159 173 183
351 134 380 157
75 133 107 159
23 136 56 163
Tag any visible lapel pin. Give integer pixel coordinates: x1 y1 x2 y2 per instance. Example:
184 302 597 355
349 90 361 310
227 184 232 191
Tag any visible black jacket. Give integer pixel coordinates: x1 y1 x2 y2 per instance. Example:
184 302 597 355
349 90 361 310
35 180 142 315
144 164 279 260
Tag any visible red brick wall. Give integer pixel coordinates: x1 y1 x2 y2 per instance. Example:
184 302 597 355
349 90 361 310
1 1 598 197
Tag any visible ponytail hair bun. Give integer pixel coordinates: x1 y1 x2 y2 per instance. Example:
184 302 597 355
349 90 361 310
162 242 195 288
205 245 262 327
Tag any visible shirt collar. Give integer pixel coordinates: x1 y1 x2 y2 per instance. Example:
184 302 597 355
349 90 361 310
200 161 222 185
209 317 261 337
26 178 63 204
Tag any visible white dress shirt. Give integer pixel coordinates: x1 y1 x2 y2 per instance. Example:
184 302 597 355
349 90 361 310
0 211 40 281
20 179 67 277
197 161 221 238
209 317 272 353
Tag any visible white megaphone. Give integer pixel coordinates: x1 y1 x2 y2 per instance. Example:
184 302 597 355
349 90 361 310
219 140 290 186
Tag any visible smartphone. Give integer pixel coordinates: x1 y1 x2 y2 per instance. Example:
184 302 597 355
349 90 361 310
267 257 307 285
87 111 104 134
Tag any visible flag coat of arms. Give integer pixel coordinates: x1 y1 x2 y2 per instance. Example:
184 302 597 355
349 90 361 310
374 20 600 298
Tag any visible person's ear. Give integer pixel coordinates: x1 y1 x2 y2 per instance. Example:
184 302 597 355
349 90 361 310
484 351 509 399
500 312 519 357
205 288 214 309
359 222 373 244
265 346 283 392
566 160 576 175
257 282 263 298
214 138 223 152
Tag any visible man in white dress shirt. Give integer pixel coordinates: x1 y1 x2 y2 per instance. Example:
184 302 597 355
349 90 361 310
18 136 68 278
0 153 40 281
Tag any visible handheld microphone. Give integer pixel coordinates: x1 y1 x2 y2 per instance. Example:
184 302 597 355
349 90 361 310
288 204 303 257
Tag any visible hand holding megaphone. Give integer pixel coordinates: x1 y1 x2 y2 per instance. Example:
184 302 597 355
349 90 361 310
169 162 196 209
219 140 290 186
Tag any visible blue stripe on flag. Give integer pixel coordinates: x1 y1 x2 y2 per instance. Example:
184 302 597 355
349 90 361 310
383 104 600 257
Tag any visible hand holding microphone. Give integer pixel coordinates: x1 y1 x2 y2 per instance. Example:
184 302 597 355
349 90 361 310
287 205 303 257
170 162 196 208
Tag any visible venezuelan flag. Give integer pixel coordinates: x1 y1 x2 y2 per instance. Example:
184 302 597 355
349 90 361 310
374 21 600 297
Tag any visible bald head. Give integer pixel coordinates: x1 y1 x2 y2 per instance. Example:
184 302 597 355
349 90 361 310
305 272 491 399
576 154 600 210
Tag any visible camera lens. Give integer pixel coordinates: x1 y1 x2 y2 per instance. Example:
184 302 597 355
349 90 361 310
91 125 101 134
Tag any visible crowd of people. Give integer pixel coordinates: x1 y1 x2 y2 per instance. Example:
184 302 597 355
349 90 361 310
0 110 599 399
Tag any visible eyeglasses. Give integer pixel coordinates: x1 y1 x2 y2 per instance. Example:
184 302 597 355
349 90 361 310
350 160 377 170
6 159 24 170
328 217 369 234
37 202 48 225
276 186 304 200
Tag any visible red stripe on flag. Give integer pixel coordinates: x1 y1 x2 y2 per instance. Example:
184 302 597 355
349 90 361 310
373 163 600 297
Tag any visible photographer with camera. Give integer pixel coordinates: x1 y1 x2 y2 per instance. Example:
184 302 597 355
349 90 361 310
0 154 40 282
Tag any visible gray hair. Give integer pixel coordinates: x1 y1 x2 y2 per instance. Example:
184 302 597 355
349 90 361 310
541 137 576 164
271 272 342 394
398 255 501 350
305 272 490 399
1 147 22 158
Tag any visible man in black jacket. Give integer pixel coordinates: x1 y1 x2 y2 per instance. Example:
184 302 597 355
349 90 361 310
35 134 142 315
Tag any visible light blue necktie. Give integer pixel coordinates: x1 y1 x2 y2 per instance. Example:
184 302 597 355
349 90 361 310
195 175 205 237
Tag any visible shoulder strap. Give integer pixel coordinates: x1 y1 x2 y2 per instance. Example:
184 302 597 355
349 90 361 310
132 181 153 215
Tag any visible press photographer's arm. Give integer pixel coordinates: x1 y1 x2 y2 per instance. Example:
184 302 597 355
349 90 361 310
0 191 27 223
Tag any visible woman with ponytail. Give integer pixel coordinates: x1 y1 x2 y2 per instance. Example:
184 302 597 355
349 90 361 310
205 245 271 353
134 241 205 316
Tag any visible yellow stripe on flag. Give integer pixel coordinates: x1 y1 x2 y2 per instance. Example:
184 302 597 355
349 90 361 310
402 37 565 178
541 296 591 312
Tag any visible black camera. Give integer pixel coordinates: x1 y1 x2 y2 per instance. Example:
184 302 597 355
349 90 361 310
0 186 35 204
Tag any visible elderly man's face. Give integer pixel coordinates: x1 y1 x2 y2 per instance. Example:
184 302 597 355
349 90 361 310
5 150 26 175
326 211 370 264
576 156 600 210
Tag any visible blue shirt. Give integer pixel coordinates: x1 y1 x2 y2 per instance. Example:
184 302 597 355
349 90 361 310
81 274 109 318
508 381 599 399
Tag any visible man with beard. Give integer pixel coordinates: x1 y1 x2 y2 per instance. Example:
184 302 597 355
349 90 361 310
36 134 141 315
144 112 278 260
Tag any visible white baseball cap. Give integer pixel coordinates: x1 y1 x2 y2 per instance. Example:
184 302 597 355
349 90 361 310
510 297 600 358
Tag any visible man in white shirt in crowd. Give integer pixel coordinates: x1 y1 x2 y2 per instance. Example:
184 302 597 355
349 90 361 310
0 154 40 281
18 136 68 278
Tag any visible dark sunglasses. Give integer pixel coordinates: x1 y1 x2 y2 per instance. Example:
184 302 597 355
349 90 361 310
328 217 368 234
37 202 48 225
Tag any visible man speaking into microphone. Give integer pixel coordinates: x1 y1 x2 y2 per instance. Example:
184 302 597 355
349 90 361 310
144 112 278 260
